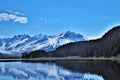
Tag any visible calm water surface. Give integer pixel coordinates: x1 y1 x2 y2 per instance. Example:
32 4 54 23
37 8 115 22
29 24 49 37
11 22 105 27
0 60 119 80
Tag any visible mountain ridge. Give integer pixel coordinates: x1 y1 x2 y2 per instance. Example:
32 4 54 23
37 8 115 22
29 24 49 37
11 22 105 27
0 31 86 55
22 26 120 58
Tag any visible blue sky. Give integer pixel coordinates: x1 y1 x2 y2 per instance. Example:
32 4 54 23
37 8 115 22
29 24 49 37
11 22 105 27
0 0 120 39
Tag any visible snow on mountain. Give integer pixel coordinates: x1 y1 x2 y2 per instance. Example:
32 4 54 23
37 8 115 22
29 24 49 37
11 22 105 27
0 31 86 54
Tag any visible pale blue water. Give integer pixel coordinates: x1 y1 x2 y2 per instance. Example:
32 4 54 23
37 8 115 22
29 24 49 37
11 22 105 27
0 61 104 80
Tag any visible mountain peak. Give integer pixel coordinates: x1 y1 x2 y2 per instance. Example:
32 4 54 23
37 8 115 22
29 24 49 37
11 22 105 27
59 30 84 40
62 30 76 34
33 34 47 39
64 30 73 33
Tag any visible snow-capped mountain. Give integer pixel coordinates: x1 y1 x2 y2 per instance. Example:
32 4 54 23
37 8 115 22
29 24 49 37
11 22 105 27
0 31 86 54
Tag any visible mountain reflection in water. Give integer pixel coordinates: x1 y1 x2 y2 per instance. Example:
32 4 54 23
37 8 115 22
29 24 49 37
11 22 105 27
0 60 119 80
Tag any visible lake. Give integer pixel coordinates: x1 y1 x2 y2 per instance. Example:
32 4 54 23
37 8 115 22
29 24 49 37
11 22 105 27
0 60 119 80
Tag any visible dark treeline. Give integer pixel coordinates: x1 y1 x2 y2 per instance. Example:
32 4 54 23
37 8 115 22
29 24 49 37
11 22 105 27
22 26 120 58
22 50 47 58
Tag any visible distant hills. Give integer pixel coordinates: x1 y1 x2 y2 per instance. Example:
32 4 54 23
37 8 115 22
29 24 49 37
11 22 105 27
0 31 86 55
22 26 120 58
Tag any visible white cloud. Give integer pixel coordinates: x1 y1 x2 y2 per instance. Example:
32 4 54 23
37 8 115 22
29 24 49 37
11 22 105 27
14 17 28 23
9 14 17 20
0 13 9 21
6 10 24 15
0 13 28 24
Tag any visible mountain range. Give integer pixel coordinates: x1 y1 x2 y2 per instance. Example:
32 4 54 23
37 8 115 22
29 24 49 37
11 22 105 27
22 26 120 58
0 31 86 55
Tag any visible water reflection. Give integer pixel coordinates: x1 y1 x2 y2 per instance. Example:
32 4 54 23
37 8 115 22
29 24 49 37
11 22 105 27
0 61 106 80
53 61 120 80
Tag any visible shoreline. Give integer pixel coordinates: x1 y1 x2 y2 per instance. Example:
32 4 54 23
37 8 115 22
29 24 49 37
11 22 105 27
0 57 119 62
